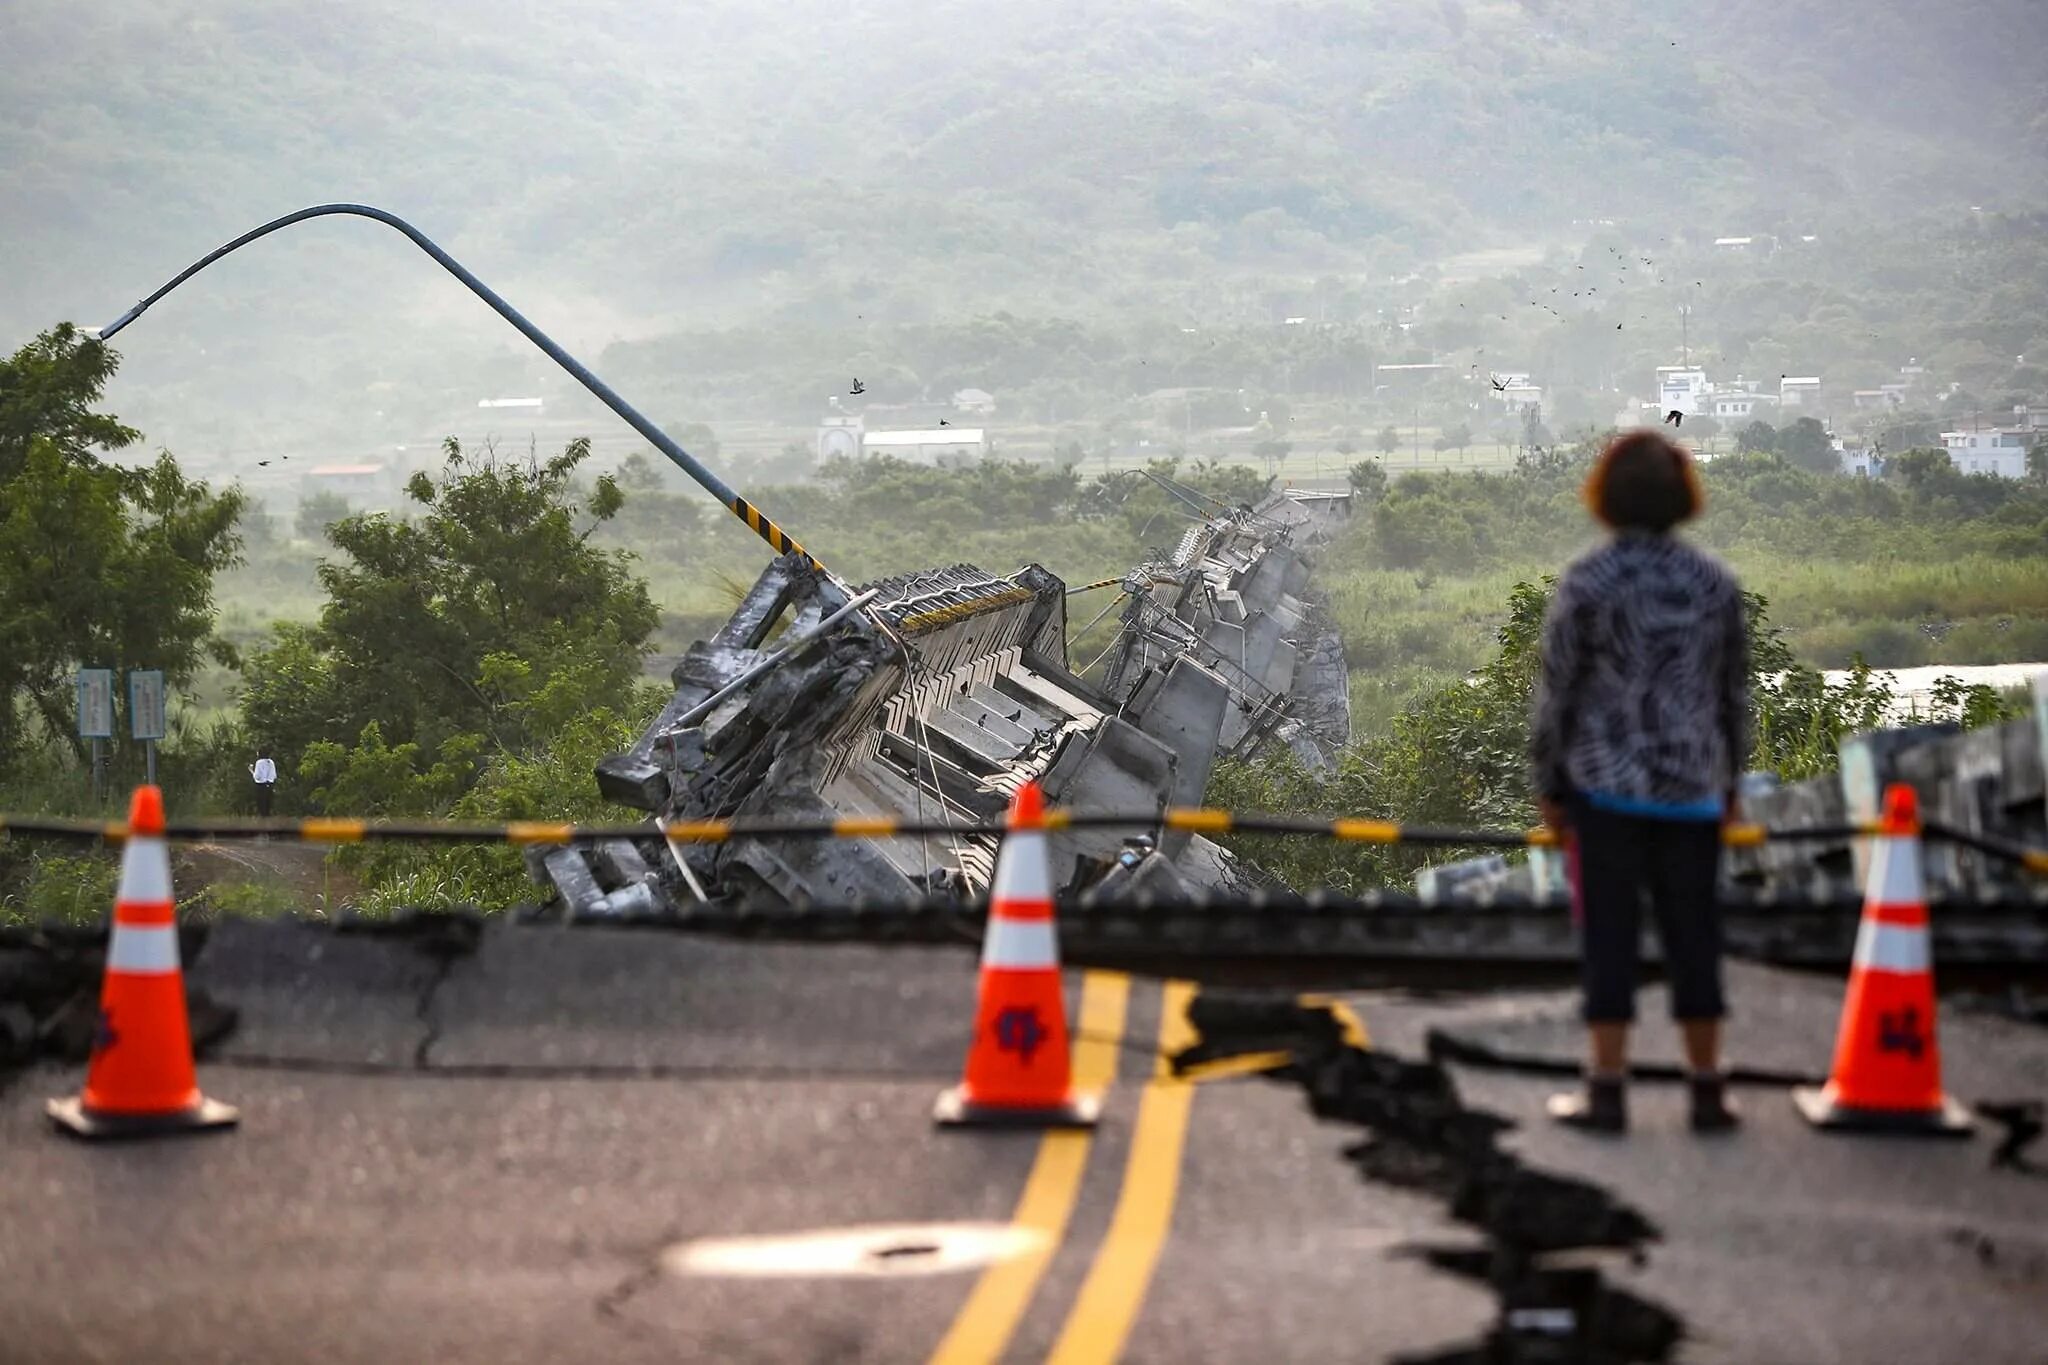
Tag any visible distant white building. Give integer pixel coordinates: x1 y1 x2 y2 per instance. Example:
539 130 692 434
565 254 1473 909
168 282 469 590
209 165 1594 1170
1941 429 2031 479
1836 438 1880 477
952 388 996 415
1779 376 1823 408
477 397 545 413
815 396 864 461
863 428 989 463
1497 382 1543 413
1711 390 1773 421
1656 366 1711 415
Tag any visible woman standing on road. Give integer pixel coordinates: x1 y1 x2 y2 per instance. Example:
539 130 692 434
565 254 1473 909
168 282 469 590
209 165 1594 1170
1529 429 1748 1135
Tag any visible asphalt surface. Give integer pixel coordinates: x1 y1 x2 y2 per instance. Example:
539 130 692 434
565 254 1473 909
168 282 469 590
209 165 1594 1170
3 921 2046 1363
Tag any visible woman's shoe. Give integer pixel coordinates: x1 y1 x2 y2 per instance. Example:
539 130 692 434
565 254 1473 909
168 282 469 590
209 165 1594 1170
1689 1073 1741 1133
1547 1075 1627 1133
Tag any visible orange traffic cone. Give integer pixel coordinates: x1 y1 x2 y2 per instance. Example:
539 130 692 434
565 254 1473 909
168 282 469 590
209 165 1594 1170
935 781 1099 1128
1794 784 1972 1135
48 785 237 1140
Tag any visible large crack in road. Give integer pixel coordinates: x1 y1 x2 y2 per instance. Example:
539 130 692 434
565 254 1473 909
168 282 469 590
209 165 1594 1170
1175 992 1684 1364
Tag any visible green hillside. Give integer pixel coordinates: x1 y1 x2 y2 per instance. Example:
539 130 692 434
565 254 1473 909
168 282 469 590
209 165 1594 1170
3 0 2043 455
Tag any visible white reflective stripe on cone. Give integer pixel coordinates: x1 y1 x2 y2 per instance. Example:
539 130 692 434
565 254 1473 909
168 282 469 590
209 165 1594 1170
118 835 174 903
1852 919 1930 974
107 924 181 975
1870 833 1924 909
991 830 1052 903
983 916 1058 968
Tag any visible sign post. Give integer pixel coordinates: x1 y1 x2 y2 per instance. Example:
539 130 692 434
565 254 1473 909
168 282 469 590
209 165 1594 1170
76 669 114 802
130 669 166 786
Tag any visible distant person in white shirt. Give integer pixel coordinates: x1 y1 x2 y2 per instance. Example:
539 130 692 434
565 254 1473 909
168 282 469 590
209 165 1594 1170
250 750 278 817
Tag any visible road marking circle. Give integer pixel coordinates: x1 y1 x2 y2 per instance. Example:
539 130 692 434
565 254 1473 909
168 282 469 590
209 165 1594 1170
664 1222 1048 1280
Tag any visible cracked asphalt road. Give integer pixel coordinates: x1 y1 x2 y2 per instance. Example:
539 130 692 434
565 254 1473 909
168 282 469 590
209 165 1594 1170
3 921 2045 1363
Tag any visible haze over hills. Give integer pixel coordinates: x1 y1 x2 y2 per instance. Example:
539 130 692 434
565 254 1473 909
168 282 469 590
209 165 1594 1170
4 0 2045 456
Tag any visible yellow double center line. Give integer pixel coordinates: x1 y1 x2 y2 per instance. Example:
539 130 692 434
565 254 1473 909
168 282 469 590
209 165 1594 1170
929 976 1201 1365
1044 979 1198 1363
928 972 1133 1363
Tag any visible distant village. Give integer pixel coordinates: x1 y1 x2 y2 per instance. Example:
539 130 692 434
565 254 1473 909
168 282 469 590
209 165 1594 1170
1606 365 2047 479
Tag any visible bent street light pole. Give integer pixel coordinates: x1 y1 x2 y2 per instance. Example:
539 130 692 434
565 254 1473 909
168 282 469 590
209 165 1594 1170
93 202 825 575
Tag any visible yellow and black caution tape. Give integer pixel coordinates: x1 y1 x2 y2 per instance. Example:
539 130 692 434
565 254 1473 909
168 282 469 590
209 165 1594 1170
0 808 1988 860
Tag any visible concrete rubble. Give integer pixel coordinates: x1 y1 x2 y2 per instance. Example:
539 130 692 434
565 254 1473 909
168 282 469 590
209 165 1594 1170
533 487 1357 916
1421 676 2048 911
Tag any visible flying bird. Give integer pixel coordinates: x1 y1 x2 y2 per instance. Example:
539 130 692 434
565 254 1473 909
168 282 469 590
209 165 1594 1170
938 418 951 426
257 460 271 467
850 378 865 394
1491 376 1508 392
1665 410 1683 426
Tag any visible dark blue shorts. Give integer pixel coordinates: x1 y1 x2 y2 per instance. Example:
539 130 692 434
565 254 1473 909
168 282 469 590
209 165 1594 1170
1566 797 1726 1023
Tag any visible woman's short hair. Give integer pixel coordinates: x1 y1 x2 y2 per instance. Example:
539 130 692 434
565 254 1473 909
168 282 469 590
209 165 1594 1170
1582 430 1704 531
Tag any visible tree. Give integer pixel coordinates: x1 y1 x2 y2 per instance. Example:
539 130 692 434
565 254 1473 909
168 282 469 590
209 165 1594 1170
0 327 245 771
296 490 352 541
1875 414 1940 453
616 452 665 491
241 438 658 804
669 421 721 462
0 324 138 480
1882 447 1953 490
1736 419 1778 454
1332 428 1359 459
2029 436 2048 484
1376 425 1400 456
1346 459 1387 504
1775 416 1836 474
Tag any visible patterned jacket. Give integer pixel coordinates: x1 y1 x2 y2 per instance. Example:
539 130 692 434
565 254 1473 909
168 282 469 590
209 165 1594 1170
1529 532 1750 806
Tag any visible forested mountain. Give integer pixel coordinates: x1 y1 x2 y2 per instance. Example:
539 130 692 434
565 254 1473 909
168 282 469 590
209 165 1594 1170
4 0 2044 451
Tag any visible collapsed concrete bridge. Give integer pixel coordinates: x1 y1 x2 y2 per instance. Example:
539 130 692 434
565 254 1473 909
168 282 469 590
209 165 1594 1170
533 487 1356 917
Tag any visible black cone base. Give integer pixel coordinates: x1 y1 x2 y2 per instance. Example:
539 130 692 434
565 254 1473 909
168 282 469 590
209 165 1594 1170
934 1085 1101 1129
1792 1085 1973 1136
47 1094 239 1141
